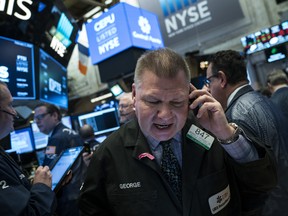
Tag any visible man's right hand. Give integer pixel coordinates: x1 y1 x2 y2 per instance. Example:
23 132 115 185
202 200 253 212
33 165 52 188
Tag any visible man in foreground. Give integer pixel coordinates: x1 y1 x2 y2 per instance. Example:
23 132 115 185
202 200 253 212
0 81 56 215
79 48 276 216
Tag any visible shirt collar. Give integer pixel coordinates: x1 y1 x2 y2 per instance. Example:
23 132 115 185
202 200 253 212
146 131 182 151
48 122 61 137
227 84 249 107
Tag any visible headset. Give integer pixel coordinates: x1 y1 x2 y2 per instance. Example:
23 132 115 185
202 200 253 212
0 109 19 119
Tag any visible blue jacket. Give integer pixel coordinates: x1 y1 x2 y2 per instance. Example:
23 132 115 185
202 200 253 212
0 147 56 215
270 86 288 121
43 123 85 216
225 85 288 216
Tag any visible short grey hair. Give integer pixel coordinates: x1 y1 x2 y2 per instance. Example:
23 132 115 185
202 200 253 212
134 48 191 86
267 69 288 86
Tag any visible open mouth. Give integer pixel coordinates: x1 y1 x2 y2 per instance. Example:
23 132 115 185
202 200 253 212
155 124 171 129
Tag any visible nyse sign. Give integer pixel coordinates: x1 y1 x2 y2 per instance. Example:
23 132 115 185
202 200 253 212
138 0 244 47
164 1 211 38
0 0 33 20
93 13 121 55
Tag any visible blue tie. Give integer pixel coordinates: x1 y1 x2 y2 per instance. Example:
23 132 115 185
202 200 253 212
160 140 182 201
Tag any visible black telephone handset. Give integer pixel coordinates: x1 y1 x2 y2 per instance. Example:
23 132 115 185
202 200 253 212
189 98 200 116
83 141 91 154
189 87 200 116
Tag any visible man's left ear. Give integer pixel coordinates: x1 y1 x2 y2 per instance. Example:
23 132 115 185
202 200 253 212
218 71 227 88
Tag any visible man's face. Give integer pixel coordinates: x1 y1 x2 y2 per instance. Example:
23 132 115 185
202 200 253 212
119 97 135 124
132 70 190 142
34 106 58 135
0 85 17 139
206 63 226 107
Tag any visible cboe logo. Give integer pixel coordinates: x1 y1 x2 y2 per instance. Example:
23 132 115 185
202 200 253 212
0 0 33 21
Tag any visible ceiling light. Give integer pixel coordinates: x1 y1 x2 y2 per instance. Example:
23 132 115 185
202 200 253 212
91 93 113 103
92 11 103 19
83 6 101 18
105 0 113 4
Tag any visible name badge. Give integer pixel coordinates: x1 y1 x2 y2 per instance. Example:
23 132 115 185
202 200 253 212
208 185 230 214
186 124 214 150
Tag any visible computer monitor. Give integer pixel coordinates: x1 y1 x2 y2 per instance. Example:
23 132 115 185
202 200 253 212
30 122 49 150
61 115 72 129
6 126 35 154
78 107 120 136
38 48 68 109
0 35 36 99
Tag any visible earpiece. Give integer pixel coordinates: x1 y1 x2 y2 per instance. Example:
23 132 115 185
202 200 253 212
0 109 19 119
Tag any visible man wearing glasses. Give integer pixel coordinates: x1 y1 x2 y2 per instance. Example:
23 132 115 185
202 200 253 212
205 50 288 216
34 103 85 216
0 82 57 215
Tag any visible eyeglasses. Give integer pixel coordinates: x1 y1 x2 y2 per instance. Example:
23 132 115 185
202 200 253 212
34 113 49 121
204 74 219 87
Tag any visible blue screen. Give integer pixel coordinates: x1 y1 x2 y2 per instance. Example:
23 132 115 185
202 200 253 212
6 126 35 154
0 36 35 99
39 48 68 109
86 3 163 65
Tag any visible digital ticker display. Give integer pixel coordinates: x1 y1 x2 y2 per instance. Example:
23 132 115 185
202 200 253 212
265 44 287 63
39 48 68 109
0 36 35 99
241 20 288 54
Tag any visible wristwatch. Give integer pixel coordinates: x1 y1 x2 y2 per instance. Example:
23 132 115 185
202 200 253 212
217 123 242 144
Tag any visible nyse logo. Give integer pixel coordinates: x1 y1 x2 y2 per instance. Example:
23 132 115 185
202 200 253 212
0 0 33 21
159 0 200 17
159 0 211 37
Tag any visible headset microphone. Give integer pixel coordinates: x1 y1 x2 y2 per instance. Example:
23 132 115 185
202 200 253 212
0 109 19 119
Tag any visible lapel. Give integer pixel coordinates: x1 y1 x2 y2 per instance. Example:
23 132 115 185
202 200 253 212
129 118 208 212
181 119 206 216
131 130 160 173
130 123 182 209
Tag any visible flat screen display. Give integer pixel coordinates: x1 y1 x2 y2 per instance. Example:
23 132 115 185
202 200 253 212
0 0 79 67
31 122 49 150
78 107 120 136
0 36 35 99
6 126 35 154
110 83 124 97
39 48 68 109
241 20 288 54
50 146 83 191
61 115 72 129
265 44 287 63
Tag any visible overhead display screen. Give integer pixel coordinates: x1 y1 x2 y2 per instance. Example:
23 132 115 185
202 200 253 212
86 2 163 65
265 44 287 63
0 36 35 99
241 20 288 54
0 0 79 67
39 48 68 109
